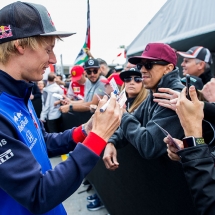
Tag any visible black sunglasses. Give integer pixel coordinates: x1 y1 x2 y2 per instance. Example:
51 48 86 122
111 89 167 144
123 76 143 83
86 69 98 75
137 61 169 70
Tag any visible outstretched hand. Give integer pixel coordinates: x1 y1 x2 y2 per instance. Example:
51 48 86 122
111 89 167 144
153 88 180 111
91 92 123 142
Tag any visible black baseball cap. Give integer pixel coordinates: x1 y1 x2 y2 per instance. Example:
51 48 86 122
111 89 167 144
177 46 213 64
119 67 142 81
84 59 100 69
0 1 75 44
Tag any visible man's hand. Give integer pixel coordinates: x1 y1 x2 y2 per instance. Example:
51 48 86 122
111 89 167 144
54 100 61 106
176 86 204 137
201 78 215 102
59 104 70 113
153 88 180 111
164 137 183 161
60 95 71 105
85 47 94 58
30 94 34 100
91 92 123 142
103 143 119 170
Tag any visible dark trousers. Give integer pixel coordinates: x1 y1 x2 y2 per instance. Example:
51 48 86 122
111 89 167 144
46 116 62 133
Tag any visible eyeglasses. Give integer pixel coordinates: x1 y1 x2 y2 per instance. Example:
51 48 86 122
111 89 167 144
86 69 98 75
137 61 169 70
123 76 143 83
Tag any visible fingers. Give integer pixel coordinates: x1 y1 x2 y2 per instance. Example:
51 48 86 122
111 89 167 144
153 92 169 99
103 155 119 170
156 88 180 97
167 148 181 161
103 154 119 170
176 87 186 108
189 85 198 102
96 95 109 111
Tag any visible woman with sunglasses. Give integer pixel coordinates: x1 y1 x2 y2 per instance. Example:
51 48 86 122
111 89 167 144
103 68 148 167
87 68 148 211
120 68 148 112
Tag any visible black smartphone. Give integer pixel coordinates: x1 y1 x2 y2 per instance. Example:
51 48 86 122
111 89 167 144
186 74 191 100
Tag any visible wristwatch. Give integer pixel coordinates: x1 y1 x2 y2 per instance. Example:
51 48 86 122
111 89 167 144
69 104 73 113
182 136 205 148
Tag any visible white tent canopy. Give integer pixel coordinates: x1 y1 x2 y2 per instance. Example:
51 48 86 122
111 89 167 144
127 0 215 57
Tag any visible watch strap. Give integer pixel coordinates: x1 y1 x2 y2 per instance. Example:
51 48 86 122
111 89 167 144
195 137 205 145
69 104 73 112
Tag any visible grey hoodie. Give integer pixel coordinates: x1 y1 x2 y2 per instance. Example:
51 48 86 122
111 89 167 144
109 68 185 159
40 82 64 121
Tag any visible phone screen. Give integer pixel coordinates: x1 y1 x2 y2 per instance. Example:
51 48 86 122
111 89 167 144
186 74 191 100
153 121 181 150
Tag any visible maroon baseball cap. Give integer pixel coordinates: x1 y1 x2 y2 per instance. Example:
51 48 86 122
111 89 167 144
128 43 177 66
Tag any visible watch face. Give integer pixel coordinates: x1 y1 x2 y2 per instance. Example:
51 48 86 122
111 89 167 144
183 136 196 148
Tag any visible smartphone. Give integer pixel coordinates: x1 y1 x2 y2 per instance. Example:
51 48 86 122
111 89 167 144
153 121 181 150
185 74 191 100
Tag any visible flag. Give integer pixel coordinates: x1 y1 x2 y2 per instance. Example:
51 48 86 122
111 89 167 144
73 0 90 65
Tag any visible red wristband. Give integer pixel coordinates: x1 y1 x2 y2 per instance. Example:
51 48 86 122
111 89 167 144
72 126 86 144
83 132 106 156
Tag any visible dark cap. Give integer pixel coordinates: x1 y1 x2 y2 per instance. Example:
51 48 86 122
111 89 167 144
0 1 75 44
84 59 100 69
177 46 212 64
128 43 177 66
119 67 142 81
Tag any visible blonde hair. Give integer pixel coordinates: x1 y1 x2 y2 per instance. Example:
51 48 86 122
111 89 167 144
121 83 148 113
0 36 60 64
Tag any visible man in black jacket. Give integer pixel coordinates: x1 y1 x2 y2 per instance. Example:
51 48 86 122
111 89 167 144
103 43 198 215
165 86 215 215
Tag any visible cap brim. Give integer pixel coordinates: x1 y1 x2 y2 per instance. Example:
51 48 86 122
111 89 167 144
40 31 76 37
177 51 195 59
128 56 160 64
100 79 109 84
119 70 142 80
84 66 100 69
72 75 82 82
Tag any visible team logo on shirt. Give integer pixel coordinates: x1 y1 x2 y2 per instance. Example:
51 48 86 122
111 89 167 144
0 139 7 147
0 149 14 165
13 111 28 132
26 130 34 143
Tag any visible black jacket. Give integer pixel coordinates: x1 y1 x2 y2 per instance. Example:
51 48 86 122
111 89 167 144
108 68 198 214
178 145 215 215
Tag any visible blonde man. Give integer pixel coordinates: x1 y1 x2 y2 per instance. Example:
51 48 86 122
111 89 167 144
0 2 122 215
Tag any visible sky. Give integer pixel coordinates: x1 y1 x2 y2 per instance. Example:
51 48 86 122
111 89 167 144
0 0 167 66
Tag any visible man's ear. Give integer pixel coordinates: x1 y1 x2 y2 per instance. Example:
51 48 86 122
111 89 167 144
197 61 205 70
14 40 25 54
164 64 174 75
